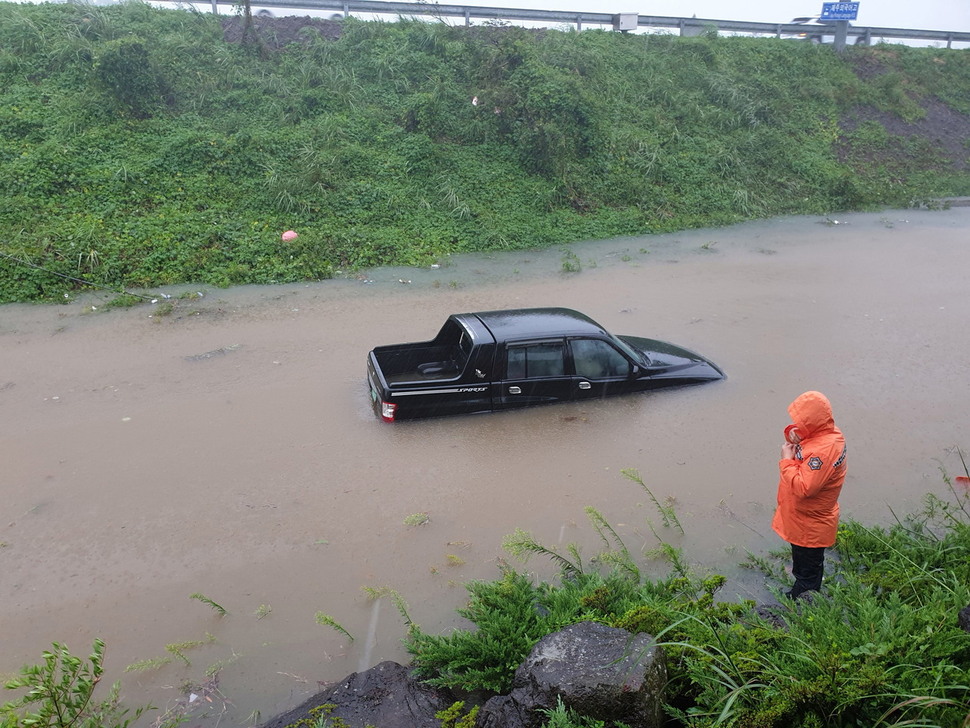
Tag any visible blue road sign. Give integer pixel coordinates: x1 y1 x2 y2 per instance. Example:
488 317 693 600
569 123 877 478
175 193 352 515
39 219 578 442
820 2 859 21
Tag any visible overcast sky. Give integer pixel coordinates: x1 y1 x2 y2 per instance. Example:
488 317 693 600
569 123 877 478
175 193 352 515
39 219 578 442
442 0 969 32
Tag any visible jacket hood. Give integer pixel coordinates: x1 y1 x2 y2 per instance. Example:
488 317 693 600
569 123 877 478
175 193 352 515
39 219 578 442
787 391 835 439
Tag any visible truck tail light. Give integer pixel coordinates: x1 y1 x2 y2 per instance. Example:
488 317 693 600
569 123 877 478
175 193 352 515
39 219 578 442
380 401 397 422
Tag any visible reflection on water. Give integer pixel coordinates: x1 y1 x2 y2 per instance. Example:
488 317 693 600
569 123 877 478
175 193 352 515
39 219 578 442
2 209 969 724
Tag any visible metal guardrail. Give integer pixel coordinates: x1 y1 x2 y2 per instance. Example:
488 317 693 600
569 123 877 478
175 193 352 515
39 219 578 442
209 0 970 48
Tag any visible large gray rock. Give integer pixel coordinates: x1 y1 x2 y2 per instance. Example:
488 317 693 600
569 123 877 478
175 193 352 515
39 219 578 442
476 621 666 728
260 660 453 728
959 604 970 633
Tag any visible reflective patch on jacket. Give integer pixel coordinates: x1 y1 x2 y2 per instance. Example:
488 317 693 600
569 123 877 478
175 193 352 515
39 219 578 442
834 445 847 468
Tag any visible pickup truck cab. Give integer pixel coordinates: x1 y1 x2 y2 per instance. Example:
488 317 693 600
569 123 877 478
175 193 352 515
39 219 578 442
366 307 723 422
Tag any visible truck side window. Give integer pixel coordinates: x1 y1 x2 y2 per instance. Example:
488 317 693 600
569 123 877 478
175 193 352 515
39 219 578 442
507 342 565 379
571 339 630 378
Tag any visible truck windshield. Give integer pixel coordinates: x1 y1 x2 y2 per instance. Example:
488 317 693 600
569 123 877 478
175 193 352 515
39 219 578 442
611 335 648 366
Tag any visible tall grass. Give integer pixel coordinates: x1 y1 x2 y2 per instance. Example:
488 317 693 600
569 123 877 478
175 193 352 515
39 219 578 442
1 4 970 302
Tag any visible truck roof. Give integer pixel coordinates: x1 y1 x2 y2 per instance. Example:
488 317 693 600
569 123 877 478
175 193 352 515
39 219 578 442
464 307 609 341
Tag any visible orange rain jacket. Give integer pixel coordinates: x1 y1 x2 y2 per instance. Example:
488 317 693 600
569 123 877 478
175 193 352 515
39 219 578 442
772 391 847 548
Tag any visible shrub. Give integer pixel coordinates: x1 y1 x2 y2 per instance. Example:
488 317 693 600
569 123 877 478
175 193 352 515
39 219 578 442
406 472 970 727
2 640 150 728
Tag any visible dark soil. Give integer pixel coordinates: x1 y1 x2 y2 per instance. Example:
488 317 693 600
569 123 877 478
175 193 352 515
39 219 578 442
842 52 970 171
221 14 343 50
839 97 970 171
840 98 970 170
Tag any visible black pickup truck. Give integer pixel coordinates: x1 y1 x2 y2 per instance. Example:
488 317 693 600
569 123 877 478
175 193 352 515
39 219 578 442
366 307 724 422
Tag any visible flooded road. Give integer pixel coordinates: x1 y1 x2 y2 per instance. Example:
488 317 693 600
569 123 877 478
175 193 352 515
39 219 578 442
2 208 969 725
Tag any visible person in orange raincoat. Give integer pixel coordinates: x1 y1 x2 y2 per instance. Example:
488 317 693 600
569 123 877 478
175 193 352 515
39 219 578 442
772 391 847 599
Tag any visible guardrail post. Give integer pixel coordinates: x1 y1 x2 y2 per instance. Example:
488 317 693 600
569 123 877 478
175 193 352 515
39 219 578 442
834 20 848 52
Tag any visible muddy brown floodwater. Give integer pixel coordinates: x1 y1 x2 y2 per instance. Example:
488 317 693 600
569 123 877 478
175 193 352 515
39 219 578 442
2 208 970 726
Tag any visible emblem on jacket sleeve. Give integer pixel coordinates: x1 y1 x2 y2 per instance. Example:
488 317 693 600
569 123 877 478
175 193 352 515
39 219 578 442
808 456 823 471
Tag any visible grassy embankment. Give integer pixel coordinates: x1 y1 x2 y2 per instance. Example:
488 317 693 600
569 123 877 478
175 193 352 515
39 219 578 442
1 2 970 303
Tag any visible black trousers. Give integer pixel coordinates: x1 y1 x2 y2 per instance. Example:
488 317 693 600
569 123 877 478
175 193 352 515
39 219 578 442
788 544 826 598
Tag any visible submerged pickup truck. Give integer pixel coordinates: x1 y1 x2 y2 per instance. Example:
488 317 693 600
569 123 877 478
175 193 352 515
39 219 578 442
366 307 724 422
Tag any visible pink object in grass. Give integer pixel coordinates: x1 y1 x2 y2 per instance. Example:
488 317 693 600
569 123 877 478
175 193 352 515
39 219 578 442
282 230 298 242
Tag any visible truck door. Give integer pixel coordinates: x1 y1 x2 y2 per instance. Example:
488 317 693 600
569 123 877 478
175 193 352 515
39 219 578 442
568 338 634 400
495 340 573 410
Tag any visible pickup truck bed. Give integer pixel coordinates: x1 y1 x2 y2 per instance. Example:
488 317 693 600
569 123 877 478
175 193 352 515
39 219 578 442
379 347 463 384
370 317 476 384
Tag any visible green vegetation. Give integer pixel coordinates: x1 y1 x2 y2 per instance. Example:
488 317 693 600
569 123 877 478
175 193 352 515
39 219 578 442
435 701 479 728
1 640 148 728
404 512 431 526
189 592 228 615
2 2 970 302
164 634 216 667
314 612 355 642
405 476 970 726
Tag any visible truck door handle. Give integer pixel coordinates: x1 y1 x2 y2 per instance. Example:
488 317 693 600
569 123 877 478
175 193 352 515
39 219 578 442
578 381 591 390
508 386 521 395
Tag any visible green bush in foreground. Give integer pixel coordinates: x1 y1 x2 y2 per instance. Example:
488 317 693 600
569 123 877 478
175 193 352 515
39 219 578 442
406 472 970 727
1 640 148 728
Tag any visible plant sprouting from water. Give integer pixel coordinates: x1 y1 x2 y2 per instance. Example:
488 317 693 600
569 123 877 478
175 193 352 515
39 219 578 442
585 506 639 581
314 613 354 642
560 249 582 273
361 586 414 628
124 656 172 673
164 634 215 667
622 468 684 535
502 527 585 576
189 593 228 616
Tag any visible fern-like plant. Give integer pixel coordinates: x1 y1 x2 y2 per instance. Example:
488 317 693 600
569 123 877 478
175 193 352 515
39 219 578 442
585 506 639 582
621 468 684 535
361 586 414 627
189 593 228 616
314 613 355 642
502 527 584 576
